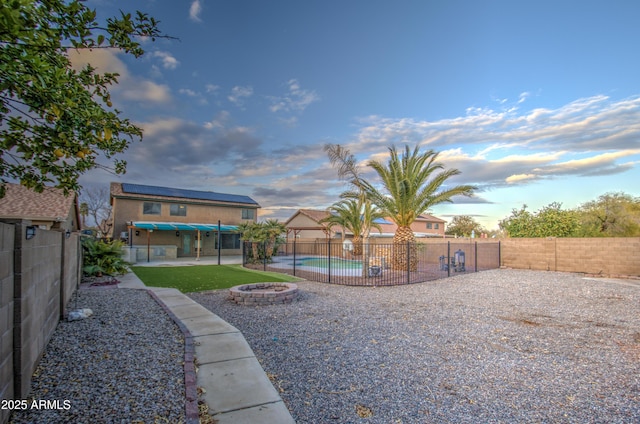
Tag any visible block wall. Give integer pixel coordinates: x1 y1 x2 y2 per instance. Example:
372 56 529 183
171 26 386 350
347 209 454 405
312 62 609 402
0 223 14 424
13 223 62 399
501 237 640 276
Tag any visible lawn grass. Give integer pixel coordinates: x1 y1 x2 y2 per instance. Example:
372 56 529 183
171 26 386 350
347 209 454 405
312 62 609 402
130 264 299 293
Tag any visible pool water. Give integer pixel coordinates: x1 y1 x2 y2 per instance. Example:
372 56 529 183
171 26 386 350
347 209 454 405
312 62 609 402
294 257 363 270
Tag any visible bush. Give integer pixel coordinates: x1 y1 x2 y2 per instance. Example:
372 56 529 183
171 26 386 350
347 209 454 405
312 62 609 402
82 238 129 276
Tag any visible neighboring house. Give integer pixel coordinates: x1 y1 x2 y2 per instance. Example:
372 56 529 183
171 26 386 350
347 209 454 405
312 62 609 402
284 209 446 239
0 183 80 233
110 182 259 261
284 209 333 239
373 214 446 238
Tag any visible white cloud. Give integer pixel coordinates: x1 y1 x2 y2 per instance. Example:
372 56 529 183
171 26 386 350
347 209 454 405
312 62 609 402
348 94 640 193
151 51 179 70
506 173 538 184
228 86 253 107
269 79 320 113
121 80 171 103
68 49 172 105
189 0 202 22
205 84 220 94
204 111 230 130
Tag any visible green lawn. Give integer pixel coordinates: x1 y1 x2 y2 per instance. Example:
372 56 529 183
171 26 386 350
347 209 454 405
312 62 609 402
131 264 298 293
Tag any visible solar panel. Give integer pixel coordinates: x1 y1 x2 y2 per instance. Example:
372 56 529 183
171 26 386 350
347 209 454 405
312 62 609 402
121 183 258 205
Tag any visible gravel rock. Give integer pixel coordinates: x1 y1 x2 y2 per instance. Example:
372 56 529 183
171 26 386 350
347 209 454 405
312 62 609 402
190 269 640 424
10 288 185 424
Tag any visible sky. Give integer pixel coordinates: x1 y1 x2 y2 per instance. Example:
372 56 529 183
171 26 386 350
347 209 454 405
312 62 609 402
77 0 640 230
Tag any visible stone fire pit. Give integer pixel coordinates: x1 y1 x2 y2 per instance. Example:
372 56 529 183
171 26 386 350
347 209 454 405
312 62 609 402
229 282 299 305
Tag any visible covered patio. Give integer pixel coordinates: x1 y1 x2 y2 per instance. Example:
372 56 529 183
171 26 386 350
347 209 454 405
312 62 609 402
125 221 241 263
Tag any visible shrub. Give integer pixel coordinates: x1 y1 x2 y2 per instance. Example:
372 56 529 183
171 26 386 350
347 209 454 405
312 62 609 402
82 238 129 276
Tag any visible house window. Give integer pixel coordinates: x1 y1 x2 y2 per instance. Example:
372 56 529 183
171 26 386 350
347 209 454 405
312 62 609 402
426 223 433 229
170 204 187 216
215 233 241 249
143 202 161 215
434 223 439 230
242 209 254 219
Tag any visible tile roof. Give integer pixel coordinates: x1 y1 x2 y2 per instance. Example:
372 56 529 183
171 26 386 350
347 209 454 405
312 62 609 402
111 182 259 206
0 183 77 221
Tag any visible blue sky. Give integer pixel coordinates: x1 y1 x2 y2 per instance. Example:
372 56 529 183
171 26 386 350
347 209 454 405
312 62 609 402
78 0 640 229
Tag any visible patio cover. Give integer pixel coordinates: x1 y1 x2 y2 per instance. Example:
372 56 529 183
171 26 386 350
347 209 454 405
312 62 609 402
131 221 239 232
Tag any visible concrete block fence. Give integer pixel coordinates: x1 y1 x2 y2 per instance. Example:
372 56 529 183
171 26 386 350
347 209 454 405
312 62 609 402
0 221 81 424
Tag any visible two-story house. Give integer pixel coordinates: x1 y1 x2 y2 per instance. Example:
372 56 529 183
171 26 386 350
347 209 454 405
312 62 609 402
110 182 259 261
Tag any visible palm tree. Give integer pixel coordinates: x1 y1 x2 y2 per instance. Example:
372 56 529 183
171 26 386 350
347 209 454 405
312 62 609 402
361 145 476 270
262 219 286 258
79 202 88 229
320 197 384 256
238 222 266 262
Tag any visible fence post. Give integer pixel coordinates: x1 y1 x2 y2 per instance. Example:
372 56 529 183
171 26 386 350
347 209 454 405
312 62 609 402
498 241 501 268
475 241 478 272
406 241 410 284
263 241 267 271
293 238 297 277
447 241 451 277
328 238 331 284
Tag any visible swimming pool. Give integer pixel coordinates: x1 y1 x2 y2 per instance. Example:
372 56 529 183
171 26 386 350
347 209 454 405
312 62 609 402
293 257 363 270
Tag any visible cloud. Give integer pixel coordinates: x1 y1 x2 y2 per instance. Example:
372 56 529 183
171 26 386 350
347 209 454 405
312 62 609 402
120 80 171 103
349 94 640 191
506 174 538 184
228 86 254 107
189 0 202 22
151 51 180 70
68 49 172 105
269 79 320 113
205 84 220 94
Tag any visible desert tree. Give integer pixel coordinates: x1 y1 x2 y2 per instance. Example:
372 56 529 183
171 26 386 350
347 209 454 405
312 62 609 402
0 0 170 198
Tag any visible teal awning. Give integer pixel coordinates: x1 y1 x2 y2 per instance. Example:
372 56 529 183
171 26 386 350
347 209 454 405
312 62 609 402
131 221 239 232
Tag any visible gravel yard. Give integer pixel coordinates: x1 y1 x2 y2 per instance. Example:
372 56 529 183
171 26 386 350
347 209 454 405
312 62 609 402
10 288 185 424
190 269 640 424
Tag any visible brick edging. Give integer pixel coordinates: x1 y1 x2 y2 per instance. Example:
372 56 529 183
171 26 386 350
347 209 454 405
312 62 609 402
146 290 199 424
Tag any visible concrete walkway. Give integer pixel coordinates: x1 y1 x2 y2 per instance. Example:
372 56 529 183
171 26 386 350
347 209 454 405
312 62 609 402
118 271 295 423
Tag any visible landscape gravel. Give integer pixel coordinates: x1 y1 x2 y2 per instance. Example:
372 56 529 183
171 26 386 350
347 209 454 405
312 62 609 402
190 269 640 424
10 288 185 424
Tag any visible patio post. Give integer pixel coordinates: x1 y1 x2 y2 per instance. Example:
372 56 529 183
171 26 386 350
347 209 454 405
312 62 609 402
293 238 297 277
217 220 221 265
196 230 201 261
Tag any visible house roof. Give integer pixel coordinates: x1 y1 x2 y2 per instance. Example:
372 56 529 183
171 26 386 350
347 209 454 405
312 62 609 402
111 182 260 207
0 183 78 222
285 209 331 226
285 209 444 226
416 214 446 223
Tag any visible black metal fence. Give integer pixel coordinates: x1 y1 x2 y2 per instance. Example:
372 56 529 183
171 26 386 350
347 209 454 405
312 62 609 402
243 239 501 286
